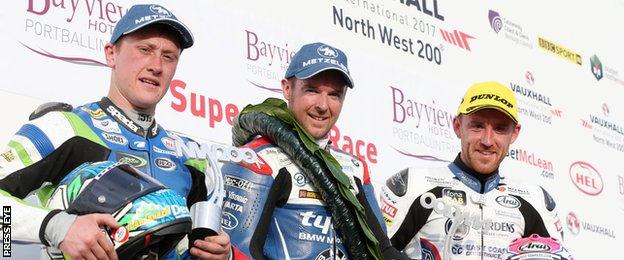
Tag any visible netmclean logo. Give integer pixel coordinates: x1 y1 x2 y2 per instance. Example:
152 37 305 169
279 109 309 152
569 161 603 195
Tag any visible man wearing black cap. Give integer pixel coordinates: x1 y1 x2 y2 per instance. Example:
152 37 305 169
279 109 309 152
0 4 229 260
380 82 564 259
220 42 404 259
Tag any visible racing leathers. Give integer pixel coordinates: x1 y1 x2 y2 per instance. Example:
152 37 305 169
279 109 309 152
221 136 394 259
381 155 563 260
0 97 222 259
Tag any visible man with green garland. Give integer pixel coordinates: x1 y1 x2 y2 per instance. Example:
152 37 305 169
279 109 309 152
220 42 405 259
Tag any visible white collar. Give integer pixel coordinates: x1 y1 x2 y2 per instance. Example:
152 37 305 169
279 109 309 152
316 135 331 150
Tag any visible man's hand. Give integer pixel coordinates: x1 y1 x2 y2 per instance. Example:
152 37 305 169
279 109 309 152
190 231 231 260
59 213 120 260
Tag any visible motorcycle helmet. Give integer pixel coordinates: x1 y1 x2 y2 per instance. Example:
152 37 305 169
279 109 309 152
504 234 574 260
46 161 192 259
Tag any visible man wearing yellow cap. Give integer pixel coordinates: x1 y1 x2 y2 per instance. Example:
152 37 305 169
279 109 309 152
379 82 564 259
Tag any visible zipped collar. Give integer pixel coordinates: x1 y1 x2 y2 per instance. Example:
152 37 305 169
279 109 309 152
98 97 160 138
448 153 500 194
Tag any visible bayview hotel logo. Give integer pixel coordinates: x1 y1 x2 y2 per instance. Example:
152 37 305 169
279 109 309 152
244 29 296 92
390 85 459 162
24 0 127 65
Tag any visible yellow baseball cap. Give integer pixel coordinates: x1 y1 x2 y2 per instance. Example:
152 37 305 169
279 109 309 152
457 81 519 123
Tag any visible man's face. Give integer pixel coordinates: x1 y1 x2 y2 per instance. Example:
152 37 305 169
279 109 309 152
105 25 181 113
282 70 347 139
453 108 521 174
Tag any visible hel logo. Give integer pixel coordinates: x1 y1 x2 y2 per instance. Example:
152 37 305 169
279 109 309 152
161 137 176 150
519 242 550 252
569 161 603 195
495 195 521 208
221 212 239 230
317 45 338 58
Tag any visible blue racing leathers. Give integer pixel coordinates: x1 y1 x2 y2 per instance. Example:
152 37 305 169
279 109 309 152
0 98 222 259
220 136 389 259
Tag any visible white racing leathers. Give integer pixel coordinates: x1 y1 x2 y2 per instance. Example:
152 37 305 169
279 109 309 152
381 160 563 260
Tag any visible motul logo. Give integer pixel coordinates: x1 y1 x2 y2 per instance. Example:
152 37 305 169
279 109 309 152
440 29 475 51
569 161 603 195
381 201 398 217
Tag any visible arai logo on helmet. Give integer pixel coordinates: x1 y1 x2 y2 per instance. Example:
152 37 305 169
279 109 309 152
495 195 521 208
317 45 338 58
569 161 603 195
519 242 551 252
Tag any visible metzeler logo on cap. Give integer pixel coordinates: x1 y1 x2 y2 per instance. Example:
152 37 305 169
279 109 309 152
301 45 348 72
317 45 339 58
134 5 172 25
467 93 514 110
